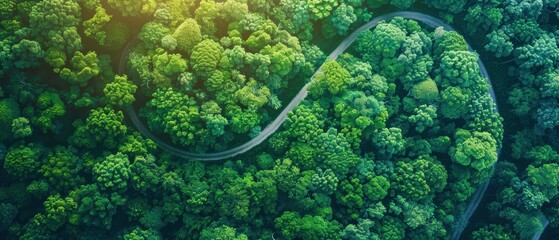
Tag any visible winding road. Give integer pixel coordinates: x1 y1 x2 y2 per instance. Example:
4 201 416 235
119 11 501 239
119 11 498 161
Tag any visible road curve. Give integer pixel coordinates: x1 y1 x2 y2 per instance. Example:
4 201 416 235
120 11 501 240
120 11 498 161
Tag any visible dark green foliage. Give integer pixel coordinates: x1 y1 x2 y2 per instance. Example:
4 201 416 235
0 203 18 231
0 98 20 141
4 143 43 180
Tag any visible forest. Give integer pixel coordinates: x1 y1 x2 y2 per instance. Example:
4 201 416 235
0 0 557 239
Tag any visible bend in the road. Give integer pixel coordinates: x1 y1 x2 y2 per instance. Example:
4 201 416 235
119 14 500 239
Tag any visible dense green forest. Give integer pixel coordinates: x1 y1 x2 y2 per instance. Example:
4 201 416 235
0 0 558 239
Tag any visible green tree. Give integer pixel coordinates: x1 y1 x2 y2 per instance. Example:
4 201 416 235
190 39 223 78
12 117 31 138
411 79 438 102
59 51 101 86
103 75 137 107
71 107 127 149
4 143 43 180
372 128 406 158
275 211 342 239
69 184 126 229
39 146 84 192
29 0 82 53
172 18 202 54
200 225 248 240
83 6 111 45
450 129 498 171
93 152 131 191
408 104 437 133
43 194 77 230
308 0 338 20
440 86 469 119
309 60 351 97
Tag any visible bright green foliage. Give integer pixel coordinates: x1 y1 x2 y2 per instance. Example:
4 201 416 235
173 18 202 54
123 227 162 240
12 117 32 138
228 106 260 134
0 203 18 231
107 0 157 17
143 87 200 146
234 79 271 110
311 168 338 194
200 101 228 136
39 146 84 192
411 79 438 102
472 224 515 240
392 159 431 200
33 91 66 133
245 30 272 52
437 50 480 88
309 60 351 97
408 104 437 133
432 29 468 59
200 225 248 240
59 51 101 86
44 48 67 70
71 107 127 149
364 175 390 201
274 0 312 37
152 48 188 86
83 6 111 45
285 104 324 142
138 22 170 49
275 211 342 239
93 152 131 191
43 194 77 231
261 43 296 77
194 0 220 36
0 98 20 141
69 184 125 229
130 48 187 86
356 21 406 79
190 39 223 78
4 143 42 180
372 128 406 158
440 86 469 119
451 129 498 171
311 128 360 177
308 0 338 20
104 75 137 107
526 163 559 197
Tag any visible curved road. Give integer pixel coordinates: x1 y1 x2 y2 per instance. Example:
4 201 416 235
120 11 498 162
119 12 500 239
